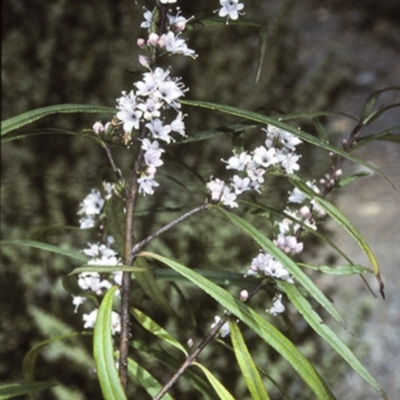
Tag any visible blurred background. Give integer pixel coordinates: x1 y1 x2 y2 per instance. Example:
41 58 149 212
2 0 399 399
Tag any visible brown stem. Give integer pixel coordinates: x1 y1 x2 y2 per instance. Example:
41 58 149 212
118 126 146 390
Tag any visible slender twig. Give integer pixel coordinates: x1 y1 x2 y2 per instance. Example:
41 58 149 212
104 144 125 186
153 280 268 400
132 203 209 254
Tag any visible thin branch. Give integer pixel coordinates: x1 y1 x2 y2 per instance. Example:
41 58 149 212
132 203 209 254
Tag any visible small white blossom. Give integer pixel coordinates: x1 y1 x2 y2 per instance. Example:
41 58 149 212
231 175 251 195
160 0 177 3
140 9 153 29
211 316 230 338
274 233 304 255
78 189 105 217
159 31 197 58
221 186 239 208
223 152 250 171
252 146 278 169
268 295 285 316
170 112 186 136
207 178 225 202
83 309 98 330
72 296 87 313
145 119 173 143
138 175 159 196
116 90 142 133
217 0 245 23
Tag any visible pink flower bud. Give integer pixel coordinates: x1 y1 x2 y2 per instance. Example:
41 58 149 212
240 290 249 301
137 38 146 48
148 33 159 47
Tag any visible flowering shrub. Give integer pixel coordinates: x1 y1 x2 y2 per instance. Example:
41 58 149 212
1 1 398 399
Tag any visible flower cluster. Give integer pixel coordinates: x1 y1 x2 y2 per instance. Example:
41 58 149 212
207 125 303 208
77 183 114 229
72 240 122 334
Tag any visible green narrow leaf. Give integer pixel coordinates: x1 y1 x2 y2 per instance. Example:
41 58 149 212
1 239 88 262
1 104 116 135
22 332 91 384
229 320 270 400
1 128 106 146
0 382 57 399
298 263 372 276
337 171 370 187
140 252 335 400
360 86 400 123
217 208 349 332
312 117 329 143
193 362 236 400
256 27 268 83
93 286 127 400
130 307 188 355
127 358 175 400
352 127 400 150
279 281 387 400
180 99 392 186
291 180 384 297
133 257 182 321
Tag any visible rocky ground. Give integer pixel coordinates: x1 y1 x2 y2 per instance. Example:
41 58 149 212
293 2 400 399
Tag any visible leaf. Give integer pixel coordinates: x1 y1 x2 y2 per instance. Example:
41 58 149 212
22 332 91 400
337 172 370 187
279 281 387 400
0 382 57 399
127 358 175 400
0 240 87 262
352 127 400 151
1 104 116 135
180 99 391 184
217 208 349 332
193 362 236 400
1 128 106 147
140 252 335 400
298 263 372 275
256 27 268 83
188 16 264 30
177 121 261 144
133 257 182 321
360 86 400 123
291 180 384 298
229 320 270 400
148 268 260 287
93 286 127 400
130 307 188 356
312 117 329 143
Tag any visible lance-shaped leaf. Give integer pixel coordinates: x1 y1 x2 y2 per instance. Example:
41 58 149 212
93 286 127 400
130 307 188 356
1 239 87 262
127 358 175 400
193 362 236 400
291 179 384 297
279 281 387 400
298 263 372 276
0 382 57 399
139 252 335 400
229 319 270 400
1 104 116 135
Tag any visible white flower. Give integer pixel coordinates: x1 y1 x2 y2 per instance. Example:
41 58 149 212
145 119 173 143
274 233 303 255
248 252 293 283
223 151 250 171
170 112 186 136
221 186 238 208
78 189 105 217
138 175 159 196
217 0 245 22
140 9 153 29
92 121 105 134
268 295 285 316
160 0 177 3
264 126 302 151
79 215 96 229
159 31 197 58
231 175 251 195
252 146 278 168
168 8 193 31
72 296 87 313
78 272 112 293
211 316 230 338
83 309 98 330
136 98 162 121
116 90 142 133
207 178 225 202
144 148 164 168
278 152 301 174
